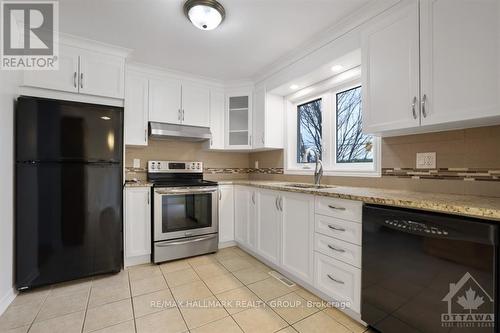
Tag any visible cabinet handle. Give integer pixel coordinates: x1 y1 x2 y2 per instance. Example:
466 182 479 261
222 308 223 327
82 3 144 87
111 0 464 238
278 196 283 211
328 224 346 232
261 134 265 144
251 192 255 205
73 72 77 88
327 274 345 284
218 191 222 201
421 94 427 118
249 134 252 146
327 244 346 253
275 196 279 210
147 194 149 205
328 205 346 211
144 129 147 142
182 109 185 121
80 73 84 89
178 109 181 121
411 96 417 119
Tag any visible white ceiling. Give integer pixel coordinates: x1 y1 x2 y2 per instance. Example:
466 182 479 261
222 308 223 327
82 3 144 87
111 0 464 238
59 0 370 81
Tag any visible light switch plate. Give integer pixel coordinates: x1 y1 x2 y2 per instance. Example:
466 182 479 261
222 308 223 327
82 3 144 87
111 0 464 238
416 152 436 169
133 159 141 168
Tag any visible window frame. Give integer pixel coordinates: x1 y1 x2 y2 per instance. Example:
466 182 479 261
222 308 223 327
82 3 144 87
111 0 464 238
285 79 381 177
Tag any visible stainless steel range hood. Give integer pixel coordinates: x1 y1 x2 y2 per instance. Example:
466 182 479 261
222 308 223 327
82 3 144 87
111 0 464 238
149 122 212 141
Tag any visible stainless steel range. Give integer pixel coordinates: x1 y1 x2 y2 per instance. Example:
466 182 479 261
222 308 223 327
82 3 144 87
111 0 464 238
148 161 218 263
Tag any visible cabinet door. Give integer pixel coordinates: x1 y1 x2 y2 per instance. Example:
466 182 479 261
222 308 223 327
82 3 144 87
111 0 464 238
234 186 250 246
256 189 280 264
124 188 151 261
78 50 125 98
23 44 79 93
247 189 257 250
420 0 500 126
209 90 225 149
182 82 210 127
226 94 252 149
149 78 182 124
362 0 420 134
124 71 149 146
218 185 234 243
252 89 266 149
281 192 314 283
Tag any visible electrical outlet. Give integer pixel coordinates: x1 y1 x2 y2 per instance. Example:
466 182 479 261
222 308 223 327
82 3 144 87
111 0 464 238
416 152 436 169
133 159 141 168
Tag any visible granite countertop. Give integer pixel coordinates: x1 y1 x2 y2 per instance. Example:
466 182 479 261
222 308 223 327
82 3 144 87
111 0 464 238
218 180 500 221
124 180 153 187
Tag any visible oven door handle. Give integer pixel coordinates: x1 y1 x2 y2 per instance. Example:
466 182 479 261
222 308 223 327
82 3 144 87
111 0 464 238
155 187 218 195
156 234 217 247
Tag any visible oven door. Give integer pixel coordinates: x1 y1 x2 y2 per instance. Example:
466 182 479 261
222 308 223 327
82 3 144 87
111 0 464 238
154 186 218 241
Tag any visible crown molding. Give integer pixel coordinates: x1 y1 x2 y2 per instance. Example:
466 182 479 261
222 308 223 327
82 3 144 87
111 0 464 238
252 0 400 84
59 33 132 57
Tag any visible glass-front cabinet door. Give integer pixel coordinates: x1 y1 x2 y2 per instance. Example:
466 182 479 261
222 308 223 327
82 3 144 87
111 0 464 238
226 93 252 149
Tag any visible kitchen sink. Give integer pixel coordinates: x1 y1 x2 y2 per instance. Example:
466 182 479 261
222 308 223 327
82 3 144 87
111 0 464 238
284 183 335 189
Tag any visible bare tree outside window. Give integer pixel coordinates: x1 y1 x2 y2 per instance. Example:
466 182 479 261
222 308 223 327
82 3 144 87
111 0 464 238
297 98 322 163
336 86 373 163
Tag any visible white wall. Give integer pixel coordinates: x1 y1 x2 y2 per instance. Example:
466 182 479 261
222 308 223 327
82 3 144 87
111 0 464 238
0 71 21 314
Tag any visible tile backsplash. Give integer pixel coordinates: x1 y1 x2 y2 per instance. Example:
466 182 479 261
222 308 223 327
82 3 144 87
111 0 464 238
125 125 500 196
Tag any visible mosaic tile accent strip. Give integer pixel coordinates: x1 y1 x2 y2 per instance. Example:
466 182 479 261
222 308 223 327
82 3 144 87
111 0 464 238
382 168 500 181
204 168 284 175
125 167 284 175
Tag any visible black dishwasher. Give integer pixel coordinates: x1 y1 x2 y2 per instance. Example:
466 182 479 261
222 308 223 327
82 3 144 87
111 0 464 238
362 204 498 333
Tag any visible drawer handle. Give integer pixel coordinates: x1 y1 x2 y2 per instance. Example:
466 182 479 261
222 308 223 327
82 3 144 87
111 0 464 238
328 205 346 211
327 244 346 253
327 274 345 284
328 224 346 232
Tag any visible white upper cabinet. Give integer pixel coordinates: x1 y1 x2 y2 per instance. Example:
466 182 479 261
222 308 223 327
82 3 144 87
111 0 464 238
362 0 420 134
23 43 126 99
78 49 125 99
124 71 149 146
419 0 500 127
208 89 225 149
253 88 284 150
149 77 182 124
24 44 80 93
182 82 210 127
362 0 500 136
226 92 252 149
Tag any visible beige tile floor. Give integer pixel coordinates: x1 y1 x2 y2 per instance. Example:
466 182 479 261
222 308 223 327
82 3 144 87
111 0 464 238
0 247 373 333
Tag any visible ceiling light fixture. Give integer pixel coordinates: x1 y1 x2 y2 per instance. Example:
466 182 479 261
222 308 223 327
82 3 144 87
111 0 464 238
331 65 344 72
184 0 226 31
290 84 299 90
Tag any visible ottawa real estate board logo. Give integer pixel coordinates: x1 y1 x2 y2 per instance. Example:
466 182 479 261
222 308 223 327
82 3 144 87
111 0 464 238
1 1 58 70
441 272 494 329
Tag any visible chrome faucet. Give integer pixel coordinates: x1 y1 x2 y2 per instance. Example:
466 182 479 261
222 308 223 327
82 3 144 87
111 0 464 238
314 159 323 187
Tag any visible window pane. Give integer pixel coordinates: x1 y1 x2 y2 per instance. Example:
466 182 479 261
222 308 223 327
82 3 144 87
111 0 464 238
336 86 373 163
297 98 322 163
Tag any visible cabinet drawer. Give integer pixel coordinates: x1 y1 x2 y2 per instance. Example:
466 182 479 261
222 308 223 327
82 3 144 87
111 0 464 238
315 214 362 245
314 233 361 268
314 252 361 313
315 197 362 223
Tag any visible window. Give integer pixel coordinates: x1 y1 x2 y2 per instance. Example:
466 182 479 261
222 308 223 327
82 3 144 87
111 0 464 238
286 81 379 176
297 98 322 163
335 86 373 164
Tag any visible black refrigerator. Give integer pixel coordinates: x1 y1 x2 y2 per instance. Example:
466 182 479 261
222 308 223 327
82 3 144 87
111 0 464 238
15 96 124 290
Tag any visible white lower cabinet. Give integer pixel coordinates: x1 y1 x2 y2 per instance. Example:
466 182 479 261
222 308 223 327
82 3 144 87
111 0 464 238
280 192 314 283
233 186 256 250
314 252 361 313
218 185 235 245
255 189 281 265
124 187 151 267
